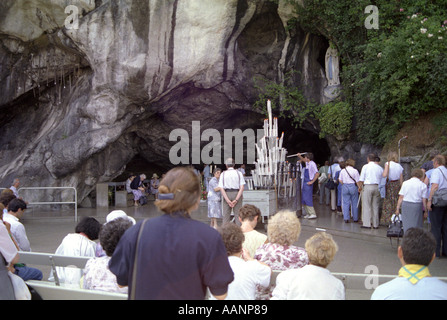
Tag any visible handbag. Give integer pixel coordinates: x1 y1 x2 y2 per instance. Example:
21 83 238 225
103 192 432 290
129 219 149 300
432 168 447 207
8 271 31 300
387 215 403 238
325 179 336 190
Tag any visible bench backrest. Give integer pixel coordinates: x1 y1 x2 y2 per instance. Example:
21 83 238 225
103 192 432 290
19 251 90 269
26 281 127 300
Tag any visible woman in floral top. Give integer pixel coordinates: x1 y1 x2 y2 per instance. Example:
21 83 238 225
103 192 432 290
83 218 133 293
254 210 308 299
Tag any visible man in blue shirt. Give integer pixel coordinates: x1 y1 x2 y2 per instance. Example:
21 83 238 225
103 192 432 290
371 228 447 300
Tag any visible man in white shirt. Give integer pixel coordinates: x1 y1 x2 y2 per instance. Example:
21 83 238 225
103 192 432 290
358 153 384 229
427 155 447 258
2 198 43 281
2 198 30 252
218 158 246 225
9 178 20 198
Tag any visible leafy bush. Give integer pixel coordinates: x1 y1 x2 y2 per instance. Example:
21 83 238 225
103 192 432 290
273 0 447 146
253 71 317 128
317 101 353 140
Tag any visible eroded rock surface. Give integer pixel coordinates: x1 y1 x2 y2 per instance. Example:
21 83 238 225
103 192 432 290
0 0 334 204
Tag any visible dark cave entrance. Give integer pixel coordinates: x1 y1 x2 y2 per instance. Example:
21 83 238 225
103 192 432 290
114 116 331 182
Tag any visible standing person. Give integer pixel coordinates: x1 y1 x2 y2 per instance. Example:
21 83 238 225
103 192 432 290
381 152 404 226
237 164 246 176
212 223 271 300
421 150 439 175
358 153 384 229
109 167 234 300
396 169 428 232
130 173 147 206
203 164 211 191
9 178 20 199
297 153 319 219
150 174 160 200
338 159 361 223
218 158 246 226
239 204 268 258
207 168 222 229
335 161 344 214
371 228 447 300
318 161 330 206
328 158 341 211
272 232 345 300
427 155 447 258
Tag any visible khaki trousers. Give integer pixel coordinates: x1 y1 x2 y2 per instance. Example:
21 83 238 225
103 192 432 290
361 184 381 228
222 190 242 226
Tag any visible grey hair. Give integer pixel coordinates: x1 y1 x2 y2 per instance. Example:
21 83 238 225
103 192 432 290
225 158 235 167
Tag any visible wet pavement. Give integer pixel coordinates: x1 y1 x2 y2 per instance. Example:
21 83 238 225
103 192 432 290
19 195 447 300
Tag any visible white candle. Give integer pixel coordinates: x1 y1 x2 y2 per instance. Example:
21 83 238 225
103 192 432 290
274 118 278 137
267 100 272 137
279 132 284 149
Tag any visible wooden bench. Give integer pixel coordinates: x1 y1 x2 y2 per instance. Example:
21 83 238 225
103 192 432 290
18 251 127 300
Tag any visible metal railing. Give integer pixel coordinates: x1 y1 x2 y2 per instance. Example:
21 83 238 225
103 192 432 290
16 187 78 222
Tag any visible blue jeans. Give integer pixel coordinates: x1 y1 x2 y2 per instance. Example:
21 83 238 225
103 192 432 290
342 184 359 221
15 265 43 281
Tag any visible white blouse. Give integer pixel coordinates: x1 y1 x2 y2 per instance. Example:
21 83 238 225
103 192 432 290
398 177 427 203
272 264 345 300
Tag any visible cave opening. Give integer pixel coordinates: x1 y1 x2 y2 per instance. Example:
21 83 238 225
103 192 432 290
114 115 331 182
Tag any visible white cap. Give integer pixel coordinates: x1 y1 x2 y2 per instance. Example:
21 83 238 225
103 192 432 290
106 210 136 225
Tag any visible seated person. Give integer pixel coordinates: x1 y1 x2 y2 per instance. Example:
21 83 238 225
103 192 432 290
126 174 136 193
238 204 267 258
130 173 147 206
254 210 309 299
0 220 19 299
83 218 133 293
49 217 101 287
95 210 136 257
371 228 447 300
212 223 270 300
272 232 345 300
2 198 42 281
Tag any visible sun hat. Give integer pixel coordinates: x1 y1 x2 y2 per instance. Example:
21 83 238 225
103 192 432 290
106 210 136 225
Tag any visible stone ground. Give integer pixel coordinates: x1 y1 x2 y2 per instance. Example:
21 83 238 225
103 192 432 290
21 195 447 300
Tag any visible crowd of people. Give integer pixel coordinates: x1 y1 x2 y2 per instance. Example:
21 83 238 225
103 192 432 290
317 150 447 260
1 150 447 300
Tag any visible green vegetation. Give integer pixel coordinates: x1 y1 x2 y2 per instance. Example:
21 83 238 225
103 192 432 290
255 0 447 146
